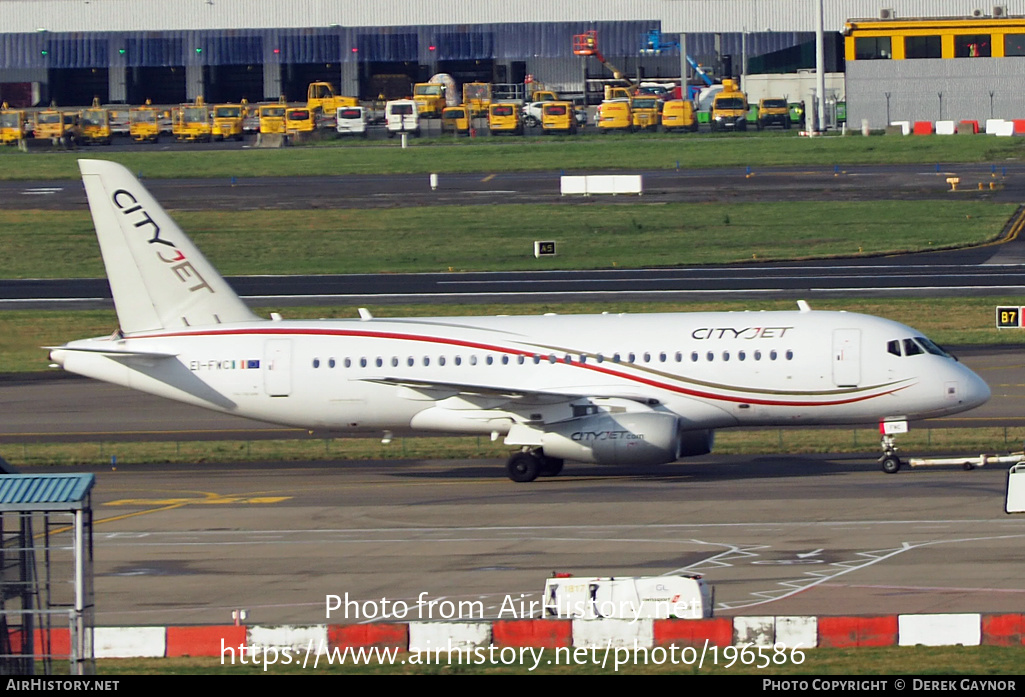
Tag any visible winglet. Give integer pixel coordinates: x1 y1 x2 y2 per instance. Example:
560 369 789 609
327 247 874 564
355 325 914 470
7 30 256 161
78 159 259 334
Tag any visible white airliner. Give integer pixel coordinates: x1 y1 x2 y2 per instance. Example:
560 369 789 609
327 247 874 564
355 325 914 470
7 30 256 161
50 159 991 481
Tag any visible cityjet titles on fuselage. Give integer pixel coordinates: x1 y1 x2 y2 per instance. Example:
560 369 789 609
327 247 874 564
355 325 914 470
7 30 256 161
691 326 794 340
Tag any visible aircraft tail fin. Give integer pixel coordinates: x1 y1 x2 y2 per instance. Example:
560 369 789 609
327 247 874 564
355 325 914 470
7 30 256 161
78 159 259 334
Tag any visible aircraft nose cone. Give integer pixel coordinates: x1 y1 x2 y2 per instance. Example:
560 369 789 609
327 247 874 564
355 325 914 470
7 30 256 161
965 369 991 409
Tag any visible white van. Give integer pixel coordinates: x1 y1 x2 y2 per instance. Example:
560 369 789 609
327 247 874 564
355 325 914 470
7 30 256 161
543 574 713 620
335 106 368 137
385 99 420 137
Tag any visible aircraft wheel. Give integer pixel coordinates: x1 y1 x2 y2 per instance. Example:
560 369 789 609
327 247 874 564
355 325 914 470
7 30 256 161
963 462 975 471
880 456 901 474
507 452 540 483
539 456 564 477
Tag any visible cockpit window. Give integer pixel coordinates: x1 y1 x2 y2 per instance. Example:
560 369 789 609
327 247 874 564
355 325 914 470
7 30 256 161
902 338 923 356
887 340 901 356
914 336 950 357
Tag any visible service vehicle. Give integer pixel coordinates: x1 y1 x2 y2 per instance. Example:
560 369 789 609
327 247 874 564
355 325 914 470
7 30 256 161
440 104 470 135
487 102 522 135
33 108 78 142
284 107 315 136
385 99 420 137
0 104 26 145
334 105 368 137
461 82 492 117
258 103 287 134
630 94 661 131
128 102 161 143
756 97 791 130
79 99 113 145
543 574 713 620
212 101 248 141
412 82 447 118
541 101 577 134
661 99 698 132
596 99 631 132
174 98 213 142
710 79 749 131
307 82 357 117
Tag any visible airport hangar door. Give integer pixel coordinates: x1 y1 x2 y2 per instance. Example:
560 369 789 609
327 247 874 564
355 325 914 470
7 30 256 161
125 39 188 105
200 36 265 103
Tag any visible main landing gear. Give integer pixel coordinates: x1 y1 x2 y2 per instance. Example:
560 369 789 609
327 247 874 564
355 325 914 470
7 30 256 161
506 449 565 483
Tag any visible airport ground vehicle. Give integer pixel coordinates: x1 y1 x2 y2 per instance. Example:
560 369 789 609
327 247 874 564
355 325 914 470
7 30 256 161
597 100 631 132
462 82 491 117
307 82 357 117
661 99 698 132
58 160 991 483
756 97 791 130
335 106 368 137
488 102 522 135
710 79 749 131
258 103 287 134
412 82 448 118
212 101 248 141
541 101 577 134
630 94 661 131
441 105 470 135
173 98 213 142
33 107 78 142
385 99 420 137
284 107 315 136
79 99 113 145
543 574 713 620
128 103 161 143
0 104 26 144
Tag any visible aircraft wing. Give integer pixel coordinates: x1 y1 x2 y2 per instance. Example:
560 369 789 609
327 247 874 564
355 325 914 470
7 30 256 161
361 376 659 406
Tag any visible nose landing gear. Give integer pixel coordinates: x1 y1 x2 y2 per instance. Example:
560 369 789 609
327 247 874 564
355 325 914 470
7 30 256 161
878 420 907 474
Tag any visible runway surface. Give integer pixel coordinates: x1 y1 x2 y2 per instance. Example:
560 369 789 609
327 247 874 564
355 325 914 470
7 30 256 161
37 455 1025 627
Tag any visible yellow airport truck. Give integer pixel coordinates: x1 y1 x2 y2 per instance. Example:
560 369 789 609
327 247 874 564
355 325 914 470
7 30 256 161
630 94 661 131
756 97 791 130
412 82 448 118
128 102 161 143
597 100 631 132
307 82 357 118
441 105 470 135
0 103 26 145
462 82 491 117
33 108 78 142
258 102 287 134
79 99 113 145
174 97 213 141
541 101 577 134
710 79 749 131
487 102 522 135
284 107 316 136
212 101 248 141
661 99 698 132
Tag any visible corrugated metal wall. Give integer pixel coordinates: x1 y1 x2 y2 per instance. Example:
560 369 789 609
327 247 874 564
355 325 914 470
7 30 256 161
2 1 1016 34
847 58 1025 127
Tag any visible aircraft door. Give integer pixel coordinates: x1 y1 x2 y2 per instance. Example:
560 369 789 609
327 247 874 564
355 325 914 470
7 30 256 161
263 339 292 397
832 329 861 387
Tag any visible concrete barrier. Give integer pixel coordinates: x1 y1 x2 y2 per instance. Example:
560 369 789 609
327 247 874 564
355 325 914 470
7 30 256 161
898 613 981 646
561 174 643 196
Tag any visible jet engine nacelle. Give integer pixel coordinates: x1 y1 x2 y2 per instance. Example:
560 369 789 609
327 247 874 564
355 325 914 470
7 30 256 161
538 412 712 465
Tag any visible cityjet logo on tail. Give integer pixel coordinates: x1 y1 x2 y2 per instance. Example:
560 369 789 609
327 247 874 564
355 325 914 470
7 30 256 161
691 326 794 340
112 188 214 294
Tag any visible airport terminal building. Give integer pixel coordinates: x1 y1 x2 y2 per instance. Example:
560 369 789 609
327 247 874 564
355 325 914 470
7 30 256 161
1 1 1023 126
